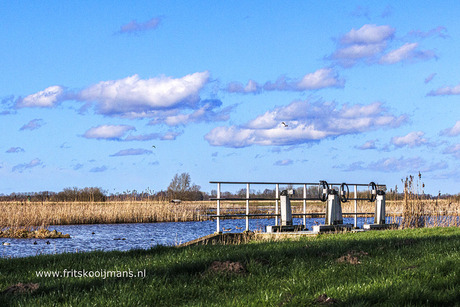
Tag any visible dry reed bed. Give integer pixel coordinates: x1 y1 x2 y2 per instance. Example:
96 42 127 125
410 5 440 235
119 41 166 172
0 201 214 228
1 199 458 228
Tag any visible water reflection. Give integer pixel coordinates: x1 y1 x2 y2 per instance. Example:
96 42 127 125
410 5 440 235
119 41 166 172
1 217 378 258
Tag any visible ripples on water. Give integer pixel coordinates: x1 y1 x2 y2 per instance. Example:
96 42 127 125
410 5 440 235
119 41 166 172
1 217 381 258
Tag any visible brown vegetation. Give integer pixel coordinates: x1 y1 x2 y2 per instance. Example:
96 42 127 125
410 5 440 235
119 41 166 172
0 180 458 231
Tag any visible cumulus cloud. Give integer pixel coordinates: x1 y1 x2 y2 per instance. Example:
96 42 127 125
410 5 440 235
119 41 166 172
110 148 153 157
331 24 394 66
440 121 460 137
340 24 395 45
15 72 228 126
331 24 436 66
12 158 43 173
226 68 344 94
19 119 45 131
147 99 233 126
6 147 25 153
428 83 460 96
78 71 210 118
16 86 65 108
356 140 377 150
380 43 436 64
391 131 428 148
83 125 136 140
117 17 161 34
205 99 406 148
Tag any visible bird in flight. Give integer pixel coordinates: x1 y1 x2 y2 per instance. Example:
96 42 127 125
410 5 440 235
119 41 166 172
281 122 288 127
152 145 156 148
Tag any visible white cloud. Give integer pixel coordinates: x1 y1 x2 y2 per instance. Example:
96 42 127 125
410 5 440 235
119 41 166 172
78 71 210 118
440 121 460 137
331 24 395 66
6 147 25 153
357 140 377 150
274 159 293 166
152 100 232 126
110 148 153 156
331 24 435 67
124 131 182 141
391 131 427 148
340 24 395 44
296 68 345 90
16 86 65 108
380 43 436 64
118 17 161 34
19 119 45 131
428 83 460 96
83 125 135 140
226 80 262 94
226 68 344 94
380 43 418 64
205 100 406 148
12 158 43 173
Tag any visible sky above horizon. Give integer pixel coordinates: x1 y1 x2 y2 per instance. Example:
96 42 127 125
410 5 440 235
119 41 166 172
1 1 459 195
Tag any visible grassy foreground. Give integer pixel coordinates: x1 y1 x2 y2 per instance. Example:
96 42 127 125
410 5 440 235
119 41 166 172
1 227 459 306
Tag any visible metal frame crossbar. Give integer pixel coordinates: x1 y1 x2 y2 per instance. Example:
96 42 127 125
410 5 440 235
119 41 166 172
210 180 385 233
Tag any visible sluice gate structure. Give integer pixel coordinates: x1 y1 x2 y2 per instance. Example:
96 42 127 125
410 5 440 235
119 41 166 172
209 180 396 234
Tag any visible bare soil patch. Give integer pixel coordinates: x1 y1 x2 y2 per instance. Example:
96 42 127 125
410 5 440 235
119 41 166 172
2 283 39 294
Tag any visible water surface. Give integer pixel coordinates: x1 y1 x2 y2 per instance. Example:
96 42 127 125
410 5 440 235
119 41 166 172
1 217 379 258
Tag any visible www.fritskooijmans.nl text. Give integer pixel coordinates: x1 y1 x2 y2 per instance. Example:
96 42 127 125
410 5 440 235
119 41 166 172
36 269 146 279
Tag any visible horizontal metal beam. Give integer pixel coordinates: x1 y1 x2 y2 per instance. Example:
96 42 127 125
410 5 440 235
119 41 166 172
209 213 280 218
209 197 325 201
210 181 386 188
209 212 375 218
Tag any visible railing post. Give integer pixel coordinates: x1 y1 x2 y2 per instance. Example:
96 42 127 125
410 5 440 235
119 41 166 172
354 184 358 228
216 183 221 233
275 184 279 226
246 183 250 231
303 184 307 227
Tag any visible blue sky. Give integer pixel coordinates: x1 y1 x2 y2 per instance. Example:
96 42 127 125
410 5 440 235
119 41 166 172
1 1 459 195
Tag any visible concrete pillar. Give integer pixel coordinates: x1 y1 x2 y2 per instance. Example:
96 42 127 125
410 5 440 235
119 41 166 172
325 191 343 225
280 190 293 226
374 191 386 225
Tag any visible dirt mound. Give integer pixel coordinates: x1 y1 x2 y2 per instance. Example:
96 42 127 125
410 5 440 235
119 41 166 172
0 228 70 238
2 283 39 294
336 250 368 265
207 261 246 274
315 293 338 305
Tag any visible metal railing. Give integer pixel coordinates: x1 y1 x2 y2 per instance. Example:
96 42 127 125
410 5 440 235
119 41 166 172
209 181 385 233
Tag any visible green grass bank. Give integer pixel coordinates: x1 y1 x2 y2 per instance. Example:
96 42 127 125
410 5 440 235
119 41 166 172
1 227 459 306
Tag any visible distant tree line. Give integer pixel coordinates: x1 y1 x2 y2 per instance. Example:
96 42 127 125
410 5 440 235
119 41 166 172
1 173 458 203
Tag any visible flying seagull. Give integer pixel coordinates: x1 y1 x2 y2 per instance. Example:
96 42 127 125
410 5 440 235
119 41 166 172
281 122 288 127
